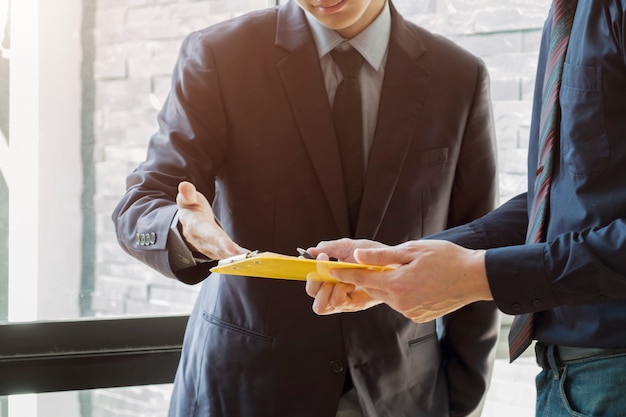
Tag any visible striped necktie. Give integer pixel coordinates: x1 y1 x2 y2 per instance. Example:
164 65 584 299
508 0 578 362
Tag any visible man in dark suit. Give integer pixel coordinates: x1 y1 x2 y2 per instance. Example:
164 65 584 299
113 0 499 415
305 1 626 416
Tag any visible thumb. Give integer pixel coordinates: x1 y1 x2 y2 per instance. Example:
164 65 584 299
354 246 413 268
177 181 198 208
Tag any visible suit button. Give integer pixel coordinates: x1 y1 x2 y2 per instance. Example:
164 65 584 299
511 303 522 312
329 360 344 373
140 234 146 245
149 232 156 244
135 234 141 245
532 299 543 308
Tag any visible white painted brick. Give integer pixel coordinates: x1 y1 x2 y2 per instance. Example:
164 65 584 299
519 125 531 148
499 148 529 175
409 12 476 36
490 77 521 101
123 21 188 42
105 144 150 164
439 0 550 14
103 108 156 131
150 283 199 307
152 75 172 98
93 9 127 45
474 7 546 33
95 274 149 301
521 75 538 101
484 51 540 78
148 40 184 62
97 0 131 10
127 54 178 78
495 123 520 150
500 173 528 203
523 30 544 53
452 32 523 57
171 2 212 19
493 100 533 128
93 57 127 80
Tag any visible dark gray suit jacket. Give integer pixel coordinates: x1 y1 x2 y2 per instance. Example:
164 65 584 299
113 1 500 416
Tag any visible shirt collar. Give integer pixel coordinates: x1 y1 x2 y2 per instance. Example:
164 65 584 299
303 1 391 72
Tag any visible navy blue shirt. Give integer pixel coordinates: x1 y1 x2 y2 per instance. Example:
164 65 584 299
435 1 626 348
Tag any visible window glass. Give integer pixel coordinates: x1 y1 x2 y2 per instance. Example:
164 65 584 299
0 0 270 324
1 385 172 417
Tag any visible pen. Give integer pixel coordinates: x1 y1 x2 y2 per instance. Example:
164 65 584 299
296 247 315 259
297 247 338 262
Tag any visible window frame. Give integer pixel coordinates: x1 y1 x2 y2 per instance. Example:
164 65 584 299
0 315 187 395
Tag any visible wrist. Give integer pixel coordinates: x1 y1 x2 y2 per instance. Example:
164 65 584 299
470 249 493 301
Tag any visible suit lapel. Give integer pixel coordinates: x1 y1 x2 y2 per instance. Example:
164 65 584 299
356 7 429 239
275 1 351 236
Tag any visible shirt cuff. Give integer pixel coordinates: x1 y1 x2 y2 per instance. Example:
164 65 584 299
485 243 558 315
167 212 211 272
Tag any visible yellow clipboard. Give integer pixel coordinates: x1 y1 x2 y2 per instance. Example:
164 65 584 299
210 251 394 282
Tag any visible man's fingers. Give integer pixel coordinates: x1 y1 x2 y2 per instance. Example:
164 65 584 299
354 245 414 268
328 268 378 290
311 282 336 315
176 181 198 207
310 238 357 262
329 282 355 307
305 277 323 297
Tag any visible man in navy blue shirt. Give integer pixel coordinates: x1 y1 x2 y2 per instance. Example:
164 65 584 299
306 1 626 415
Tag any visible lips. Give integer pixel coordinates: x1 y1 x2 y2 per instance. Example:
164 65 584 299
313 0 346 14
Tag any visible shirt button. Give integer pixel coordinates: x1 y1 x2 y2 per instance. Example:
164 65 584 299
511 303 522 312
532 299 543 308
329 360 344 373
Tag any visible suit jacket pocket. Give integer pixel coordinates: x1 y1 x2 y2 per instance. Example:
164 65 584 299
406 147 449 168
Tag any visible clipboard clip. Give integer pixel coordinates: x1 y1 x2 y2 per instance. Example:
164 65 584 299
217 250 259 266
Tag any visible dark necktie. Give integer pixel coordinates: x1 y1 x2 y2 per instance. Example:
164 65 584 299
508 0 578 362
332 46 365 235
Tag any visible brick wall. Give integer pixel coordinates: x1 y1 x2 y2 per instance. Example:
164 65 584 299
93 0 549 415
95 0 272 322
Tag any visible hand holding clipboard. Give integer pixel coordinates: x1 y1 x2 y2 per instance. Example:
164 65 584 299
210 250 395 282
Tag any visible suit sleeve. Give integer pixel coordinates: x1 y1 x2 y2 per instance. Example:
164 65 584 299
432 192 528 416
486 215 626 316
112 31 227 283
435 60 500 417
